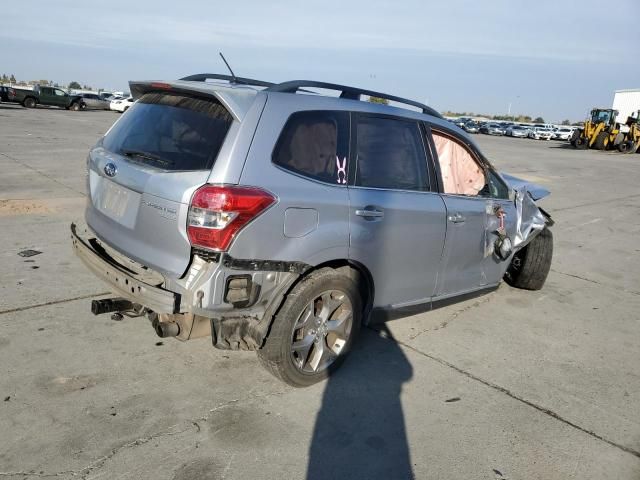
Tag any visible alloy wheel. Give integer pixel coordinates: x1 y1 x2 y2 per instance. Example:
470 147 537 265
290 290 353 374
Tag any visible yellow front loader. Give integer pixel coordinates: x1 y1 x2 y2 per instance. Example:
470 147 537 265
570 108 624 150
617 110 640 154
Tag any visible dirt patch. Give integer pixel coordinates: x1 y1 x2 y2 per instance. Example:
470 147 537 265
0 197 84 216
0 199 54 216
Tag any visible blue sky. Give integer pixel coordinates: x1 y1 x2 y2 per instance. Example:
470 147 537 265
3 0 639 121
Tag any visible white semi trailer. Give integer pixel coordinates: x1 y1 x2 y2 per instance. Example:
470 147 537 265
612 89 640 122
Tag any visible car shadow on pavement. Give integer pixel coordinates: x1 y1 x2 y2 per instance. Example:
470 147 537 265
306 324 414 480
549 143 576 150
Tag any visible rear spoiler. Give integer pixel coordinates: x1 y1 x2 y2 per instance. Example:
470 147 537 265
128 81 255 122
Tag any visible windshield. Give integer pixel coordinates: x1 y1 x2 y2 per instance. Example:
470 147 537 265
103 92 233 171
592 110 612 124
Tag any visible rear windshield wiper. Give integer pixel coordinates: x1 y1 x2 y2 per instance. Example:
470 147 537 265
119 149 174 168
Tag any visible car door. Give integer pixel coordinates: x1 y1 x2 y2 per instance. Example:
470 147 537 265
84 94 99 109
427 128 516 297
53 88 68 108
38 87 54 106
348 113 447 310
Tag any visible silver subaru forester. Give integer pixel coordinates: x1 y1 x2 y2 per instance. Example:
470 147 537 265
71 74 553 387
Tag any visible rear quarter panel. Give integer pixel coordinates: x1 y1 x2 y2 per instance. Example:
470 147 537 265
230 94 350 266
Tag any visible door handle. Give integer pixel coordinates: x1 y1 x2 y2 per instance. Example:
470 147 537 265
355 208 384 219
447 213 466 223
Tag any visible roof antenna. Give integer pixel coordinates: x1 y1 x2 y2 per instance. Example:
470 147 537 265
219 52 237 83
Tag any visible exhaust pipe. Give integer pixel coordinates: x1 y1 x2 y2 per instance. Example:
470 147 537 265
91 298 133 315
152 317 180 338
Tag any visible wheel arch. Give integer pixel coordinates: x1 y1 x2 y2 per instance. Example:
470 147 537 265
269 258 375 330
23 95 38 106
313 259 375 323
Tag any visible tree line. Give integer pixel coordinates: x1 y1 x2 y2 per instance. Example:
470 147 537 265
1 74 92 90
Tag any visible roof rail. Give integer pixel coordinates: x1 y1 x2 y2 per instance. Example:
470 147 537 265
179 73 274 88
266 80 442 118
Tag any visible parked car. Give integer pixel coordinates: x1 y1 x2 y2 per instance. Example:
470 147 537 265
453 117 472 128
0 86 10 103
79 93 111 110
110 96 134 112
480 123 505 135
7 85 84 110
506 125 530 138
552 127 574 141
71 74 553 387
529 127 554 140
462 121 480 133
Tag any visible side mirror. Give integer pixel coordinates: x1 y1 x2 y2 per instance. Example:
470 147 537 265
509 189 516 201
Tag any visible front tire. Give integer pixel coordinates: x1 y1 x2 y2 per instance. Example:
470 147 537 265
594 132 609 150
257 268 361 387
70 102 81 111
504 228 553 291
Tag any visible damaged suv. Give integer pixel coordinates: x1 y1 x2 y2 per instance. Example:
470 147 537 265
71 74 553 387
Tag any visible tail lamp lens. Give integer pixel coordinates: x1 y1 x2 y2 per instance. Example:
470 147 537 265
187 185 276 251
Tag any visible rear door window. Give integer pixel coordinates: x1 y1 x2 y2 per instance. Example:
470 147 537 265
354 115 429 192
272 111 349 185
103 92 233 171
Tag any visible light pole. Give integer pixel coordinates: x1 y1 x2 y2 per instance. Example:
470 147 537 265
509 96 520 121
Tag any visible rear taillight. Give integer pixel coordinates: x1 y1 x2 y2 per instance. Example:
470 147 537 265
187 185 276 252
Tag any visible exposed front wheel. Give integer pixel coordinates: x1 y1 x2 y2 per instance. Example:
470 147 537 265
257 268 361 387
504 228 553 291
70 102 81 111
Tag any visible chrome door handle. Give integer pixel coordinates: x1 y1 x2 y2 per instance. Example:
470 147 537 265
448 213 466 223
355 208 384 219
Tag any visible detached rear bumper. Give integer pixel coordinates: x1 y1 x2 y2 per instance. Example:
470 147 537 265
71 223 179 313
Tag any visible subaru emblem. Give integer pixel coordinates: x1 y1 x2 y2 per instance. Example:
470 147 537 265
104 163 117 177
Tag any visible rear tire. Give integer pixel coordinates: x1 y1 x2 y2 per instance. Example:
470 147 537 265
23 97 36 108
569 130 580 146
575 136 588 149
504 228 553 291
257 268 361 387
618 141 631 153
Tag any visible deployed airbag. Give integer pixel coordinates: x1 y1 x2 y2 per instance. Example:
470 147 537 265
433 133 485 195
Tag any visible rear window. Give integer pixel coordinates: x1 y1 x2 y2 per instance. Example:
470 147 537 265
103 92 233 171
272 111 349 184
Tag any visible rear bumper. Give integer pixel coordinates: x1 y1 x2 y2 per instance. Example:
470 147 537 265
71 223 180 313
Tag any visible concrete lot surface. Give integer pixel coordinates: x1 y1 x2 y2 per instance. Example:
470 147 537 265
0 104 639 479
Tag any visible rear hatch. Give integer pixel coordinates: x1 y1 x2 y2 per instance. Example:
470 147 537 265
85 89 234 278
